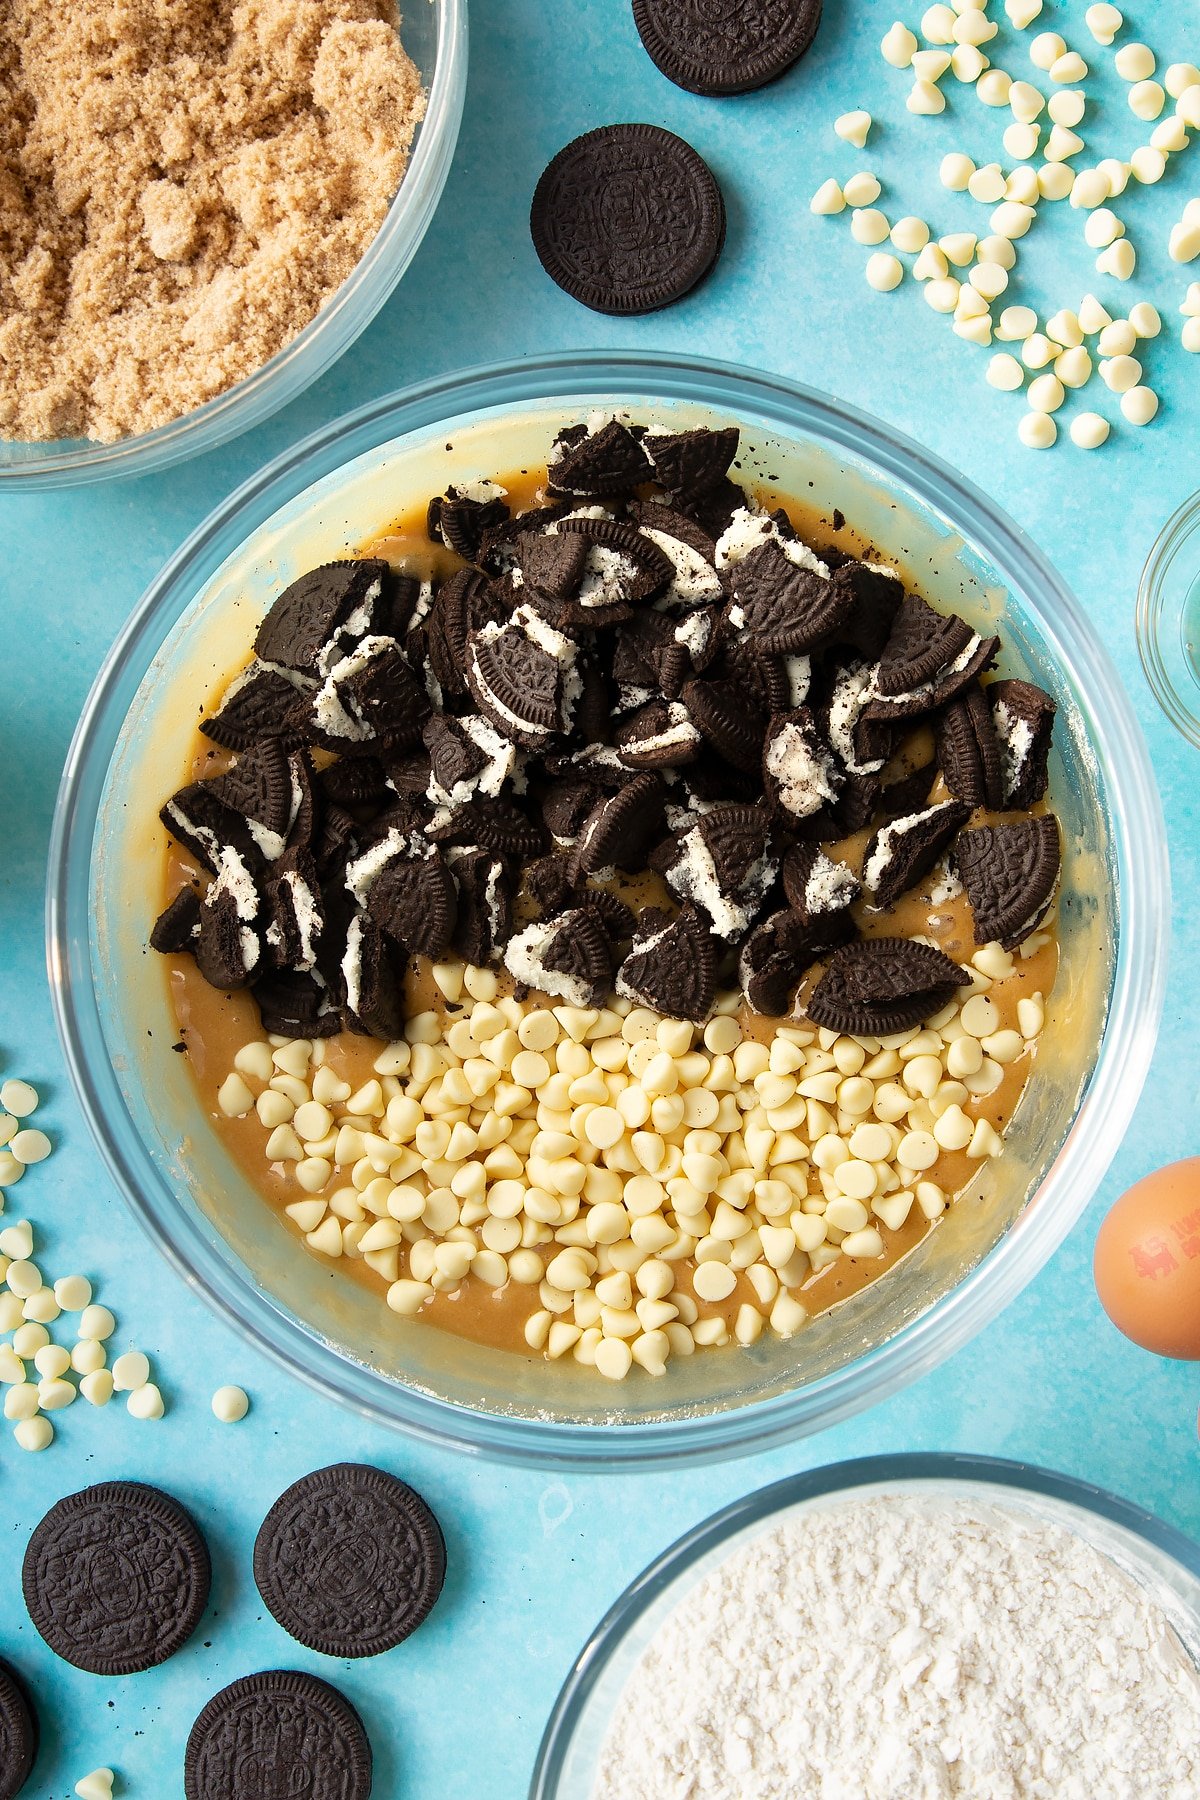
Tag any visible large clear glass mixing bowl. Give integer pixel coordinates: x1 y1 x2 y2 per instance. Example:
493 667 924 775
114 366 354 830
48 352 1168 1467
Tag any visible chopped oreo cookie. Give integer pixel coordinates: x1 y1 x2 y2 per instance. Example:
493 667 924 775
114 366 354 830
990 678 1056 808
861 800 972 910
616 905 717 1022
807 937 969 1037
956 815 1061 949
156 413 1058 1033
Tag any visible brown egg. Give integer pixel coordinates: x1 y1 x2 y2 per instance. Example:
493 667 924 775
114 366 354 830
1094 1159 1200 1360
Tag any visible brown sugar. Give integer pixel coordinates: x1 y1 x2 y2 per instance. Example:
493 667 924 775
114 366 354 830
0 0 425 443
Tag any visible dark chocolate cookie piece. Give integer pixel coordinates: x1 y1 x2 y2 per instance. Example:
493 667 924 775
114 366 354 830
874 594 976 698
682 675 767 773
989 678 1056 808
207 738 295 845
739 908 817 1015
185 1670 372 1800
807 937 969 1037
319 755 389 809
427 485 510 562
466 609 576 747
255 560 390 675
632 0 822 95
548 420 654 494
426 795 546 859
879 760 937 820
780 842 861 937
762 708 841 822
0 1658 36 1800
616 699 702 769
956 815 1061 949
830 559 905 660
200 663 311 751
425 567 506 700
23 1482 210 1676
448 849 512 965
342 913 406 1040
937 684 1005 810
150 887 202 955
572 773 667 875
504 907 613 1006
365 844 457 961
195 854 262 990
253 970 343 1038
263 860 324 973
727 540 850 654
308 638 431 752
643 426 740 496
159 780 264 878
531 126 726 316
861 800 972 910
253 1463 445 1659
615 904 717 1021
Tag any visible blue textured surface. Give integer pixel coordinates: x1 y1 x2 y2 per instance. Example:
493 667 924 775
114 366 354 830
2 1 1199 1794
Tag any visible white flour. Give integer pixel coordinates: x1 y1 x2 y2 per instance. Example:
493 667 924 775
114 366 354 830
591 1495 1200 1800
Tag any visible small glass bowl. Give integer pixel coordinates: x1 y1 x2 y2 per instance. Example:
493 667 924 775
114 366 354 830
48 353 1169 1468
0 0 466 490
531 1453 1200 1798
1138 489 1200 751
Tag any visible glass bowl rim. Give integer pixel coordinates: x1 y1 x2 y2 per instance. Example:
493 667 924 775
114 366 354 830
47 349 1170 1469
529 1450 1200 1798
1137 485 1200 752
0 0 467 489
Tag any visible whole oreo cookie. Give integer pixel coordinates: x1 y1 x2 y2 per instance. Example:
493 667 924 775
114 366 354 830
185 1670 372 1800
253 1463 445 1659
0 1659 36 1800
632 0 822 95
22 1482 210 1676
531 125 726 315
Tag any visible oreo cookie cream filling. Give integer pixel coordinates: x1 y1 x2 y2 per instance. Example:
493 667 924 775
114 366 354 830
150 415 1063 1373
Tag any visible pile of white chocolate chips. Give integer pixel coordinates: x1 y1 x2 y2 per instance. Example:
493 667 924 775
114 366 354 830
216 935 1048 1380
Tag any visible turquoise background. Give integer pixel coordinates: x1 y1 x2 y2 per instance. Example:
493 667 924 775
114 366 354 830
2 0 1199 1793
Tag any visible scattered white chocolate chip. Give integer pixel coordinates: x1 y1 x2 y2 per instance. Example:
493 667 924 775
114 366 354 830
1050 53 1088 85
882 21 919 68
1115 42 1155 82
925 277 962 312
941 231 977 266
908 80 947 115
1037 162 1074 200
1150 115 1189 154
1027 373 1065 413
997 303 1038 339
1096 238 1136 279
951 44 988 82
14 1415 53 1451
1020 331 1056 368
912 48 952 83
1046 308 1082 346
978 233 1016 269
1004 121 1040 160
1009 80 1045 122
1120 386 1158 424
835 110 872 148
212 1383 250 1422
810 179 845 215
991 201 1035 239
976 71 1013 107
891 216 930 253
1085 5 1122 47
968 163 1008 202
913 243 949 281
866 252 904 291
11 1129 50 1165
1129 80 1165 121
1130 146 1166 185
1084 208 1124 248
851 208 891 245
1055 345 1093 386
1029 32 1063 71
941 153 976 191
1005 167 1040 207
1078 292 1112 333
971 260 1009 300
1170 218 1200 263
75 1772 116 1800
1100 352 1142 392
1183 317 1200 351
1181 283 1200 316
1006 0 1042 27
1097 317 1136 356
986 352 1025 390
1071 168 1110 209
0 1081 38 1118
1048 89 1086 127
1018 411 1056 448
1179 87 1200 129
112 1349 150 1392
127 1382 165 1420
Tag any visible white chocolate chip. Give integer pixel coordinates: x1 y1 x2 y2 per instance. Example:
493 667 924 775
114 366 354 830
1006 0 1042 25
986 352 1025 390
810 178 845 215
1048 89 1086 127
1071 168 1110 209
0 1081 38 1117
1084 208 1124 249
1037 162 1074 200
912 48 952 82
1169 220 1200 263
1055 345 1093 387
1114 42 1154 82
1085 5 1122 46
1046 308 1082 346
1044 124 1084 162
74 1772 115 1800
14 1415 53 1451
1120 386 1158 424
1027 373 1065 413
908 80 947 115
1008 80 1045 122
975 71 1013 108
1129 81 1165 121
913 243 949 281
1050 52 1088 85
851 208 891 246
866 252 904 291
835 110 872 148
996 303 1038 340
843 171 882 206
925 277 962 312
1004 121 1040 160
212 1383 250 1422
1078 292 1112 333
941 153 976 191
1029 32 1064 72
1184 318 1200 352
1129 146 1166 185
891 216 930 253
1019 411 1057 448
1020 331 1056 368
990 201 1035 239
882 21 918 68
1096 239 1136 279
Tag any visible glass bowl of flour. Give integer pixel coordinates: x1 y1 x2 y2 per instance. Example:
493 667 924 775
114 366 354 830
532 1452 1200 1800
